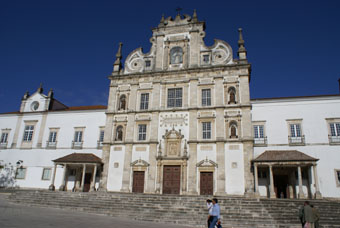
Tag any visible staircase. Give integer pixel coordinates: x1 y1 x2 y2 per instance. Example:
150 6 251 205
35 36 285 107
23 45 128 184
8 190 340 228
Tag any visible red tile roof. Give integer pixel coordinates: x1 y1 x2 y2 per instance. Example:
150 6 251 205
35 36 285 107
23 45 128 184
53 153 102 163
253 150 318 162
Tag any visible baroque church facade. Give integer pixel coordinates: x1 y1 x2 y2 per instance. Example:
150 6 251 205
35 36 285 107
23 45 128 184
1 12 340 198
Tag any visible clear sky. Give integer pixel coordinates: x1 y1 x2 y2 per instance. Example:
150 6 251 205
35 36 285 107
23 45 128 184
1 0 339 113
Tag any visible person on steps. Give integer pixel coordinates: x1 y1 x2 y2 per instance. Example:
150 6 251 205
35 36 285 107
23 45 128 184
209 198 221 228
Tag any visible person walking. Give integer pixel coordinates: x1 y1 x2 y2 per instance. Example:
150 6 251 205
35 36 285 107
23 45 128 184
298 204 305 228
311 205 320 228
303 201 315 228
206 199 213 228
209 198 221 228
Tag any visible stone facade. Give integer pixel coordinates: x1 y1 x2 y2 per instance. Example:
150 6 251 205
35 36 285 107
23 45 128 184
100 12 253 196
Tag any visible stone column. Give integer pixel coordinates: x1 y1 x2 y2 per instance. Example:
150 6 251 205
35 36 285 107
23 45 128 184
269 165 276 198
187 143 198 195
297 166 305 199
182 161 187 193
120 144 133 192
216 142 226 195
155 160 162 194
59 164 68 191
49 164 57 191
254 163 260 197
312 164 322 199
81 164 86 192
10 115 23 148
146 143 157 193
36 113 47 148
90 165 97 192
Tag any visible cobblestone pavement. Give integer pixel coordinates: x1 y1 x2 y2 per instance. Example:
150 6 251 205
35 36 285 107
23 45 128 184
0 193 191 228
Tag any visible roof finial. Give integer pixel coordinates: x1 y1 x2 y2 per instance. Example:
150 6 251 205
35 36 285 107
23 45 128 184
48 88 54 98
175 7 182 21
37 83 43 93
176 7 182 16
113 42 123 73
237 28 247 61
22 91 29 100
192 9 197 22
160 14 165 23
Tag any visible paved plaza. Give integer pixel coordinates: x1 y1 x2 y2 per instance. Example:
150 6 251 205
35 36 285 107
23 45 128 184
0 193 190 228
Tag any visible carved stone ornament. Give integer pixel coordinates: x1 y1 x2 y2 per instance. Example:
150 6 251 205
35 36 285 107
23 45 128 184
130 158 150 167
196 157 218 168
162 127 184 158
160 113 188 127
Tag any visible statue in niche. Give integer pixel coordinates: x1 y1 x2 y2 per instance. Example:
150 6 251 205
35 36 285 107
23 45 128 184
116 126 123 141
119 95 126 110
170 47 183 64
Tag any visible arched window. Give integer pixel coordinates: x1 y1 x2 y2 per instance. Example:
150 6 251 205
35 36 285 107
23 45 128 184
170 47 183 64
116 126 123 141
229 122 238 138
119 95 126 110
228 87 237 104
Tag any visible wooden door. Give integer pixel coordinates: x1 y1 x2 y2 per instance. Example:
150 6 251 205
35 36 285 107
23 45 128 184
200 172 213 195
83 173 92 192
132 171 145 193
163 165 181 194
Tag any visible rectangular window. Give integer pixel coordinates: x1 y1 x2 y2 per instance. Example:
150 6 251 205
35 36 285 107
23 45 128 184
140 93 149 110
145 60 151 67
42 168 52 180
202 122 211 139
330 123 340 136
0 132 8 143
99 130 104 142
138 124 147 141
203 55 210 63
290 124 301 137
254 125 264 138
48 131 57 143
23 125 34 142
74 131 83 142
167 88 182 108
15 168 26 179
337 170 340 185
202 89 211 106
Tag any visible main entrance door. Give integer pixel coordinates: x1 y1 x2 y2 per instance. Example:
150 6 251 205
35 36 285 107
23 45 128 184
132 171 145 193
83 173 92 192
274 175 290 198
200 172 213 195
163 165 181 194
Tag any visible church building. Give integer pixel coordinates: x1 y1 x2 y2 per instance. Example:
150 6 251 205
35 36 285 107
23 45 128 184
0 11 339 199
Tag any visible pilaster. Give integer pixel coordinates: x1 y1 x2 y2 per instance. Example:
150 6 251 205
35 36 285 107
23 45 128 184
215 142 226 195
120 144 133 192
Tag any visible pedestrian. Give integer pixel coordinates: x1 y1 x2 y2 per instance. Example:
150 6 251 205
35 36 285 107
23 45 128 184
206 199 213 228
311 205 320 228
209 198 221 228
298 204 305 228
303 201 315 228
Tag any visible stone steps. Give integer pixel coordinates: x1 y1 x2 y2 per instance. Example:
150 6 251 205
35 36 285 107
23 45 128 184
8 190 340 228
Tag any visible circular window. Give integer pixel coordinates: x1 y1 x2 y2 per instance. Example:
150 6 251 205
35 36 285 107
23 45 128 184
31 101 39 111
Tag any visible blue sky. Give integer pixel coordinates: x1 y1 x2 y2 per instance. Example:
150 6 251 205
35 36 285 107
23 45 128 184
1 0 340 113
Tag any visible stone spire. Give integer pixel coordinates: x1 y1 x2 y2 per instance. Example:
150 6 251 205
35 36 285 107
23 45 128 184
113 42 123 73
48 88 54 98
37 83 43 93
192 9 197 22
237 28 247 62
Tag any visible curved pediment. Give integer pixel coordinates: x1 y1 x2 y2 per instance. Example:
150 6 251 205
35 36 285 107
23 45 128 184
163 127 184 140
196 158 218 168
130 158 150 167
